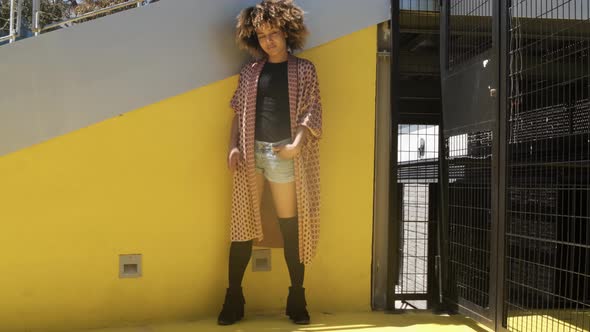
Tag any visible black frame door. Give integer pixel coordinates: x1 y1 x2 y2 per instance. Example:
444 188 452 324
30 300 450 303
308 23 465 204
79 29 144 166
440 0 502 328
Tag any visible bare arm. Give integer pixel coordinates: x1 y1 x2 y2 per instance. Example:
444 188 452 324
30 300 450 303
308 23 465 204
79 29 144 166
227 115 241 171
272 126 309 159
229 115 239 151
292 125 310 148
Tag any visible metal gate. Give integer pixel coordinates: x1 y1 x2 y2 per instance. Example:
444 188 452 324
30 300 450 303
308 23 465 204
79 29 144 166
502 1 590 331
440 1 590 331
395 124 440 309
390 0 443 310
440 0 499 328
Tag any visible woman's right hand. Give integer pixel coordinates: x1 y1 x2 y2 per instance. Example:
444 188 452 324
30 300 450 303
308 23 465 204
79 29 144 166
228 147 241 172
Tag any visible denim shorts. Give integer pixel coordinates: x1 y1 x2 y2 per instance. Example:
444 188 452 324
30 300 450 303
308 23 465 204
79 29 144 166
255 138 295 183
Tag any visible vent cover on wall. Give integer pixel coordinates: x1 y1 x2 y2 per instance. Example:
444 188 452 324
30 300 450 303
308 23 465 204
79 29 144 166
119 254 142 278
252 249 271 272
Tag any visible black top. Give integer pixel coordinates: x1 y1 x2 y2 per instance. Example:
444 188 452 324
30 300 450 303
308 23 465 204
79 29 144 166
255 61 291 142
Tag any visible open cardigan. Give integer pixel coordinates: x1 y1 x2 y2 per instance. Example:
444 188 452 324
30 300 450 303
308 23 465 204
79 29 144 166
229 54 322 265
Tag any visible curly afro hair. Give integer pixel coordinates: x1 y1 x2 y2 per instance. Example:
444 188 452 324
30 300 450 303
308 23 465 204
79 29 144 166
236 0 308 58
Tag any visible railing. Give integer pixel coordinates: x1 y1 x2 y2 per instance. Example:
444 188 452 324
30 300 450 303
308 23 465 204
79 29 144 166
35 0 144 34
0 0 157 45
0 0 21 43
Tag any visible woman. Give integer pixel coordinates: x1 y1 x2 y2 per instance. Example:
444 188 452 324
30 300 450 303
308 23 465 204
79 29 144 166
218 0 322 326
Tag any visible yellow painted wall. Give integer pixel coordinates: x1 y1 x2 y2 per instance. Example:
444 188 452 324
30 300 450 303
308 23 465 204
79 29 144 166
0 26 376 331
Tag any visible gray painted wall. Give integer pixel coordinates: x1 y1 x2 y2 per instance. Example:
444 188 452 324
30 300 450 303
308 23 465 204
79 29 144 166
0 0 389 156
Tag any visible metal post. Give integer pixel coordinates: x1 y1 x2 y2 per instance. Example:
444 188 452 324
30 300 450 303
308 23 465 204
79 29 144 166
494 0 509 330
32 0 40 36
8 0 15 43
15 0 23 37
386 0 401 312
437 0 451 312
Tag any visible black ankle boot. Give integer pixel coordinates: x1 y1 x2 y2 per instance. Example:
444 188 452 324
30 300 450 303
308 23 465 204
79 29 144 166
285 286 310 324
217 286 245 325
285 288 294 318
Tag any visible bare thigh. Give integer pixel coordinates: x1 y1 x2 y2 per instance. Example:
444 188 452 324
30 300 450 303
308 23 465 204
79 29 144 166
268 180 297 218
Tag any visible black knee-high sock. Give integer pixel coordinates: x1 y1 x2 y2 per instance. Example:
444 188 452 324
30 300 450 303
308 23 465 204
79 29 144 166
228 240 253 288
278 216 305 287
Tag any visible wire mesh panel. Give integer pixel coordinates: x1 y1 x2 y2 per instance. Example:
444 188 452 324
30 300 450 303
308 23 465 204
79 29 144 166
505 0 590 331
394 0 442 310
441 0 497 323
400 0 440 36
446 130 493 310
399 0 441 78
448 0 493 69
395 124 439 309
398 0 441 126
399 183 429 295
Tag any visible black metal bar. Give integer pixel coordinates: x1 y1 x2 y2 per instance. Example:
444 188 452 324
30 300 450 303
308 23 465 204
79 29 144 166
489 15 499 321
387 0 402 311
428 182 439 309
495 0 509 330
488 0 501 327
399 116 441 126
437 0 452 311
394 293 432 301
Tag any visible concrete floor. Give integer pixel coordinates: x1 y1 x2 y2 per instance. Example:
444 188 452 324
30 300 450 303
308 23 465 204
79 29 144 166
505 310 590 332
74 311 492 332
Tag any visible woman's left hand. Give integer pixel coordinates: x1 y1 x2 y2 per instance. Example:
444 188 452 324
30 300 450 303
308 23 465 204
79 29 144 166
272 142 301 160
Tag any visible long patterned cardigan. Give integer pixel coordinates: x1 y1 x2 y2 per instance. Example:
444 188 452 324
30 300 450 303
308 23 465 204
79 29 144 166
229 54 322 265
